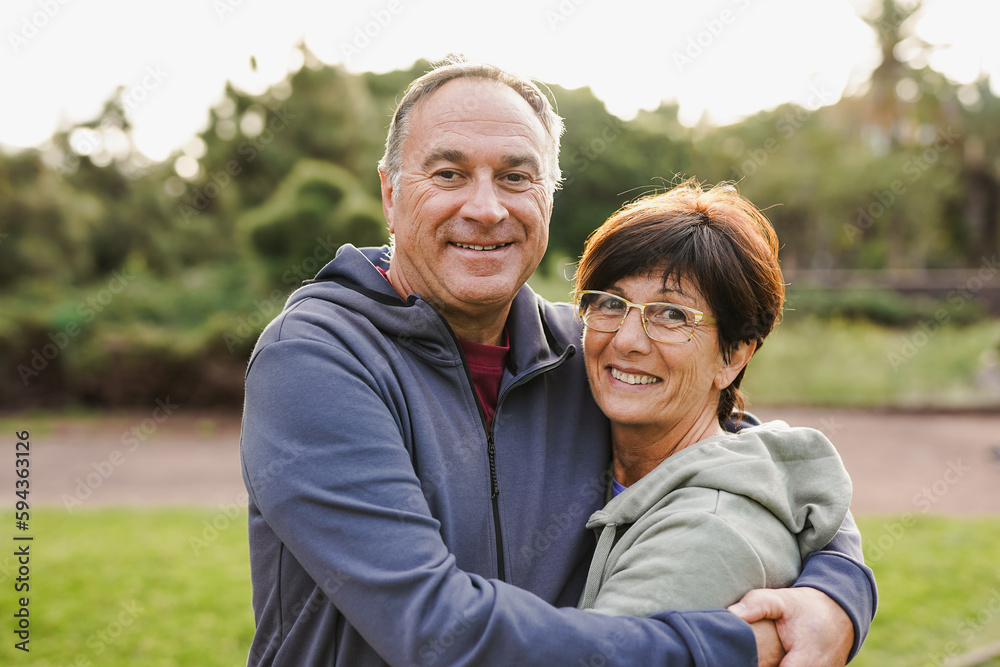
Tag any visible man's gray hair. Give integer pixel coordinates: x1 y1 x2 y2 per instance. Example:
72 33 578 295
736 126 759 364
378 56 565 196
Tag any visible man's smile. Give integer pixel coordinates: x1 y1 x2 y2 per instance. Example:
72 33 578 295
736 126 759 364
451 242 513 251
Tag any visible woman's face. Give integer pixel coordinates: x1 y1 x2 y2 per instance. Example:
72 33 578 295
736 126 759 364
582 272 728 436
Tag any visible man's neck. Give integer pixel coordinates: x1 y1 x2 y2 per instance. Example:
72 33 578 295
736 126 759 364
383 266 511 346
450 314 510 346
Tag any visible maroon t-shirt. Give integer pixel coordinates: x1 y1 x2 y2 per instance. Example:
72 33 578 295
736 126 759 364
458 332 509 431
377 267 509 430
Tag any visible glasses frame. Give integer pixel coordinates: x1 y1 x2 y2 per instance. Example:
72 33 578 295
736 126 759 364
575 290 717 345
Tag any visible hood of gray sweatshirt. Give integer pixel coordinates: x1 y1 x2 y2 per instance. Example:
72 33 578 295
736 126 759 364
580 421 852 615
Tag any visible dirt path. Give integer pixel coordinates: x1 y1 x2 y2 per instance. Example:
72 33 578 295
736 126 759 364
752 407 1000 516
4 407 999 515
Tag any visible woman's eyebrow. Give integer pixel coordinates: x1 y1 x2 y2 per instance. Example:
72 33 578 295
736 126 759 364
659 283 692 300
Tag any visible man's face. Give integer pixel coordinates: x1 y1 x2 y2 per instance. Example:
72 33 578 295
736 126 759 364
381 78 553 328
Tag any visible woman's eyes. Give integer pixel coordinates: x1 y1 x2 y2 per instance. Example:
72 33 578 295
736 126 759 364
598 298 628 312
649 307 687 323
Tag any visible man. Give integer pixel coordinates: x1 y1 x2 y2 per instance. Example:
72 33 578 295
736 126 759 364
240 59 876 666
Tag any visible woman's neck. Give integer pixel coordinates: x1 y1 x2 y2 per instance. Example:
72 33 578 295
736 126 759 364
611 407 725 487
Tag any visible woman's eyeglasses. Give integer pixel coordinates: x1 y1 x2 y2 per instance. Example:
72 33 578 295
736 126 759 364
575 290 716 344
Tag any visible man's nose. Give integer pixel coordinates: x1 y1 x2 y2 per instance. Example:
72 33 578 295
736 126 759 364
461 177 507 225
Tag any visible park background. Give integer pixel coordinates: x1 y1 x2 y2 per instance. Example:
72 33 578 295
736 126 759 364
1 0 999 664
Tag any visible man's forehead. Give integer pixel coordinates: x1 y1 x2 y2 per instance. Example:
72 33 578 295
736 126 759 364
406 78 547 148
417 77 527 115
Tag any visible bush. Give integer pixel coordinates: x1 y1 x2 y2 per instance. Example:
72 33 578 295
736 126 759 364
236 160 388 292
785 287 988 328
64 320 248 407
0 269 270 409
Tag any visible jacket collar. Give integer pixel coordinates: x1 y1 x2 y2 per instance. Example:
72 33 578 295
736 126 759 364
323 244 577 378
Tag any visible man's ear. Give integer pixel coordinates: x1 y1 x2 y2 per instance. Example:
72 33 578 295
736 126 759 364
379 168 395 234
714 339 757 390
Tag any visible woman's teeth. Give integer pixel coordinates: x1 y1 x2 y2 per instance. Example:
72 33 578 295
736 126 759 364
611 368 661 385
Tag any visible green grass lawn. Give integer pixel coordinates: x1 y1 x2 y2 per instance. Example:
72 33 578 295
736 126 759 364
0 508 253 666
4 510 1000 665
854 516 1000 667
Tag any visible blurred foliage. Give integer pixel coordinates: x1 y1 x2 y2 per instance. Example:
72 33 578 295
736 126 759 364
785 288 988 327
742 318 1000 409
235 159 385 292
1 1 999 408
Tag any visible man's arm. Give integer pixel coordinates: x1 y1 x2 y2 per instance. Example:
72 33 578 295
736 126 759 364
580 509 789 666
243 337 758 666
729 513 877 666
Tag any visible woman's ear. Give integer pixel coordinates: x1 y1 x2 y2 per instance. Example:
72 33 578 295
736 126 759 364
714 340 757 390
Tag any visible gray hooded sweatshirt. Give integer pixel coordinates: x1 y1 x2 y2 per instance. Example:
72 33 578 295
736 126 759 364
579 421 852 617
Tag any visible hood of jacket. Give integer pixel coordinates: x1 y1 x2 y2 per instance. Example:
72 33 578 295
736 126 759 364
277 243 579 375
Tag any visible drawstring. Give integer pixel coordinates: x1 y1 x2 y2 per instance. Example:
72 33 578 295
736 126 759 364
579 522 618 610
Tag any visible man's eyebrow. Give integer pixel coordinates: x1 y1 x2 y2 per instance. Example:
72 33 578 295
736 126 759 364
422 148 468 170
421 149 542 175
499 154 542 174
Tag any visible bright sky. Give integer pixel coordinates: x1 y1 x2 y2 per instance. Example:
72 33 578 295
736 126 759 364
2 0 998 162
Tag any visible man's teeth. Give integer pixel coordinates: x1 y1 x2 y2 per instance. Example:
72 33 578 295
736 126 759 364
610 368 661 385
454 242 509 251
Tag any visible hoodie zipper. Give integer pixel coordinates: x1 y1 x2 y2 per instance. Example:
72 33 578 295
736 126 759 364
479 351 575 582
486 434 500 498
485 432 504 581
439 322 509 582
436 309 575 583
467 369 506 581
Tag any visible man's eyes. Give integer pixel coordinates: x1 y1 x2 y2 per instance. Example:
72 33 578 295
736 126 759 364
503 171 539 186
430 169 534 185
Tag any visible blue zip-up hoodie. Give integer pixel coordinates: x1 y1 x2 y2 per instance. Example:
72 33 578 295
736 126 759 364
240 244 875 666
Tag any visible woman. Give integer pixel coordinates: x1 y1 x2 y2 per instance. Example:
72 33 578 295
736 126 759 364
574 179 852 617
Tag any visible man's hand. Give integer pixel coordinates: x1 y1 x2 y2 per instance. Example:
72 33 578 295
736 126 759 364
729 587 854 667
750 620 786 667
